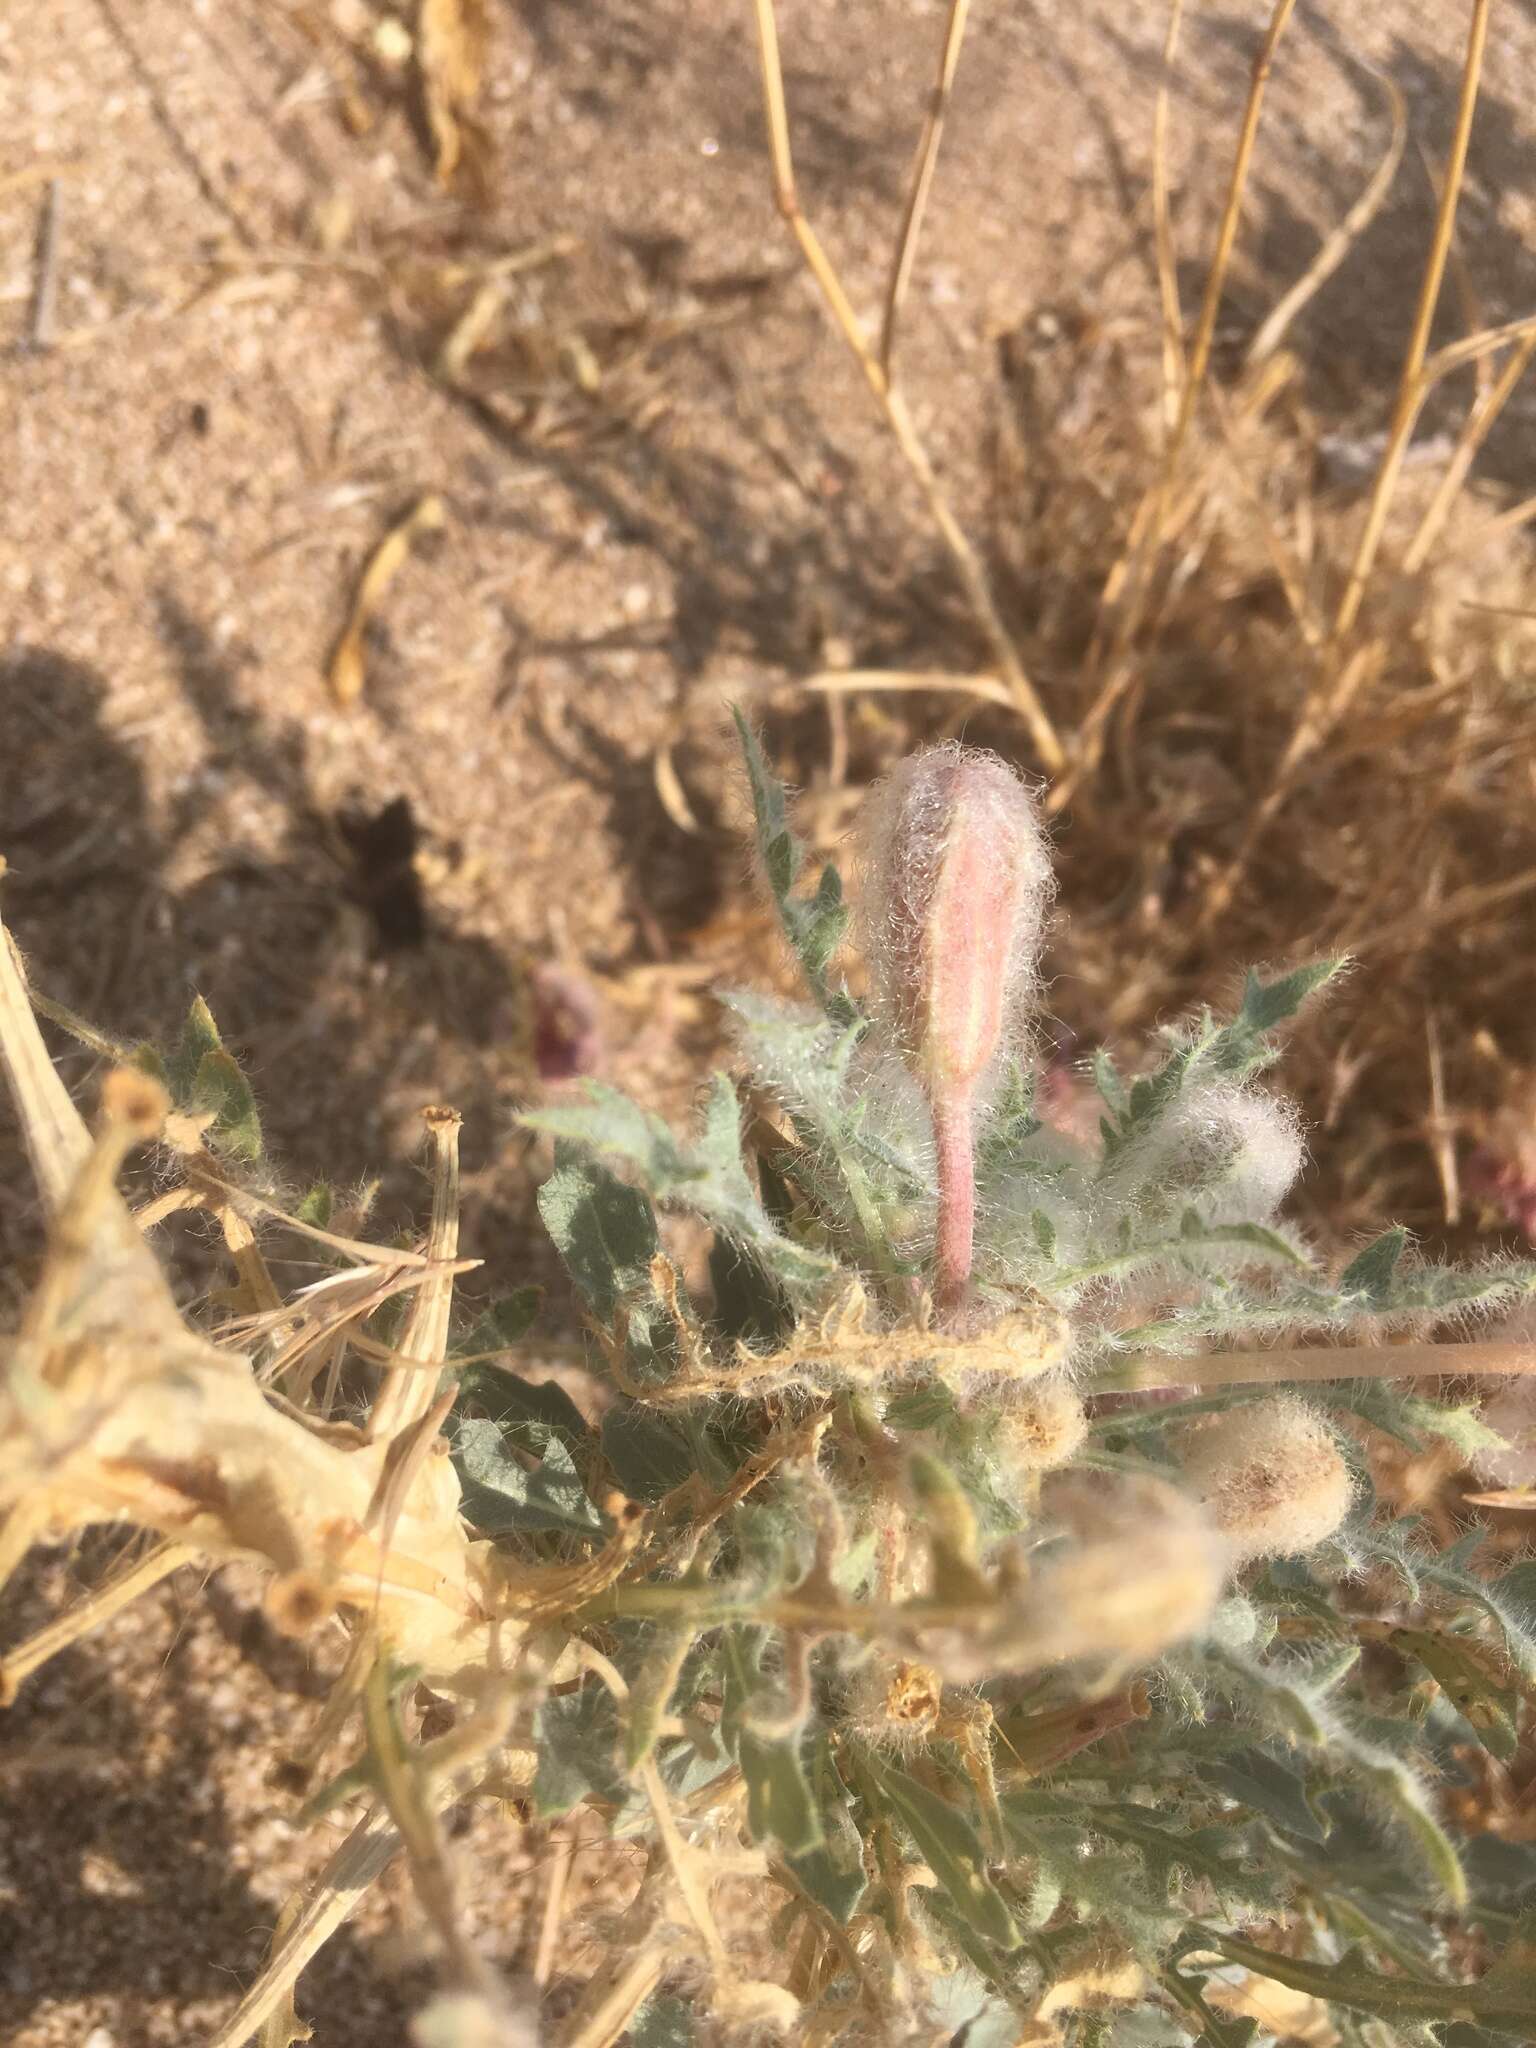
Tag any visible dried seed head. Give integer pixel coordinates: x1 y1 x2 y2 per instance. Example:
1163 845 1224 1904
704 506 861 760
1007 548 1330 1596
857 744 1053 1100
1178 1396 1353 1562
264 1570 336 1638
994 1374 1088 1473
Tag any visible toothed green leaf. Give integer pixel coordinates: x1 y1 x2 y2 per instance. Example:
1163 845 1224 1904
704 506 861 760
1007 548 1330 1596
536 1147 682 1385
526 1078 836 1297
1339 1228 1408 1302
731 708 856 1023
533 1685 628 1818
720 1627 821 1857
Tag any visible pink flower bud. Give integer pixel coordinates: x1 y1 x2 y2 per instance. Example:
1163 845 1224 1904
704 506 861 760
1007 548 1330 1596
857 746 1052 1315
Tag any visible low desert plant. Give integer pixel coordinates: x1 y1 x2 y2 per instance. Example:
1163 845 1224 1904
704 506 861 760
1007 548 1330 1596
4 728 1536 2047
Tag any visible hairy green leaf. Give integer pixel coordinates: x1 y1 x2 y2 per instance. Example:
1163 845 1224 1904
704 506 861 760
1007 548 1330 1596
534 1686 628 1818
537 1147 682 1384
872 1759 1020 1952
601 1404 697 1502
1204 1919 1536 2027
448 1415 604 1537
732 708 856 1022
784 1737 867 1923
452 1364 588 1450
526 1080 836 1296
1338 1228 1408 1302
629 1996 693 2048
1193 1746 1329 1846
720 1628 821 1857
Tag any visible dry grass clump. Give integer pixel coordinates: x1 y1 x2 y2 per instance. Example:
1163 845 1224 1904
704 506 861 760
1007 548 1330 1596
746 0 1536 1255
984 314 1536 1247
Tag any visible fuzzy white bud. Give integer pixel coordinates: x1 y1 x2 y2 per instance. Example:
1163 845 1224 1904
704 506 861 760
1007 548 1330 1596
1178 1396 1353 1562
1108 1078 1304 1230
994 1374 1088 1473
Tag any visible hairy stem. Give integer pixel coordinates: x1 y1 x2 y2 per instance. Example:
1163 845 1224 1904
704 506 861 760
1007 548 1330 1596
931 1088 976 1317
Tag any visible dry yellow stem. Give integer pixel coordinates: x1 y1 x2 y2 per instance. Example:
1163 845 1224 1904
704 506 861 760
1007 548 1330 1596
747 0 1064 774
1117 1335 1536 1392
327 494 446 707
416 0 488 186
0 1538 197 1705
370 1106 462 1443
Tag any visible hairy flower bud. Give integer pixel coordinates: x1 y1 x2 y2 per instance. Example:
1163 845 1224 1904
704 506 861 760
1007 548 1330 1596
1178 1396 1353 1563
859 745 1053 1097
994 1374 1088 1474
1110 1078 1304 1230
918 1471 1224 1682
857 745 1053 1314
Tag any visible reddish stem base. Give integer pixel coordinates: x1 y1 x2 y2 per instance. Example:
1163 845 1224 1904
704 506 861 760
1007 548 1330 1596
932 1088 977 1321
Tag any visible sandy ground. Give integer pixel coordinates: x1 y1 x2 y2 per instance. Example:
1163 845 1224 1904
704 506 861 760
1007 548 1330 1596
5 0 1536 2041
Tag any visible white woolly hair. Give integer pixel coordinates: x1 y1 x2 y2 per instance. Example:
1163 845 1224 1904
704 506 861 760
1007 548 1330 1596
852 742 1055 1096
1109 1077 1306 1228
1178 1395 1355 1564
993 1373 1088 1474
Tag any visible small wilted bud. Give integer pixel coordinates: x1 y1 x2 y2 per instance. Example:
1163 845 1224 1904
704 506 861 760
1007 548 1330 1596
843 1657 944 1749
411 1992 538 2048
713 1982 802 2033
857 745 1053 1314
993 1374 1088 1473
100 1065 170 1138
1178 1396 1353 1563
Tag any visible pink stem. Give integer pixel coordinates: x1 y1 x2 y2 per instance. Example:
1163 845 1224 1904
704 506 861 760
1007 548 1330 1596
932 1087 977 1319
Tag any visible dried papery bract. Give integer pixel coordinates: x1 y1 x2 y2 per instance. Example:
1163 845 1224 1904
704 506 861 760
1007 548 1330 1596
0 918 530 1693
1178 1395 1353 1562
857 745 1052 1317
842 1658 944 1750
